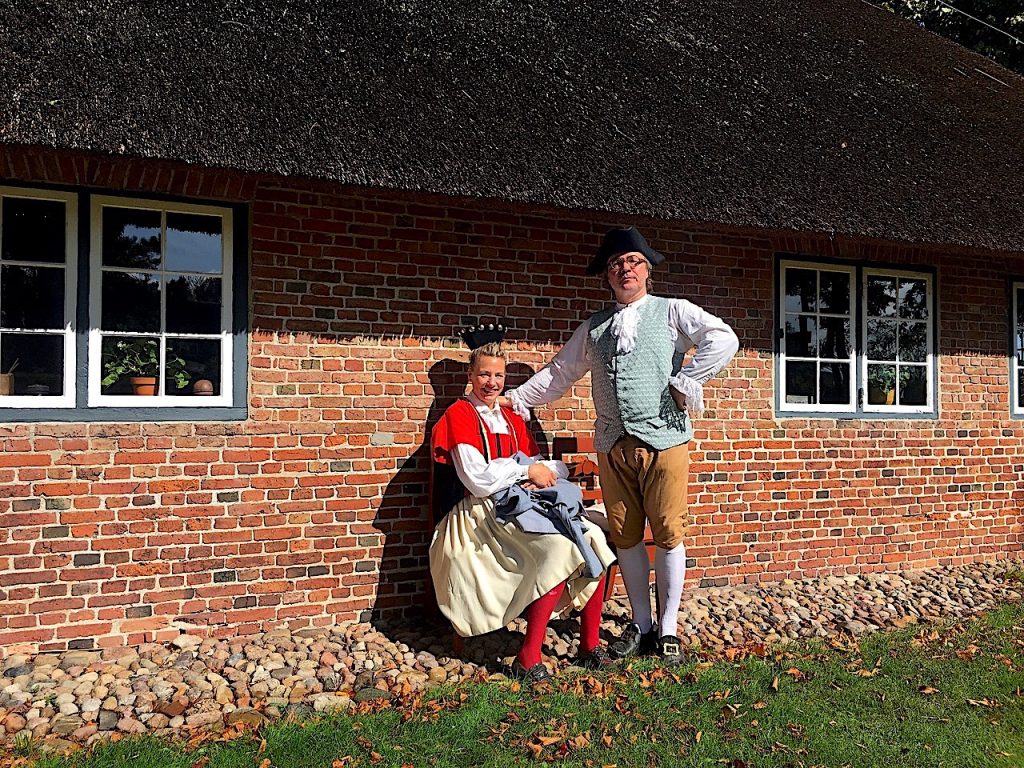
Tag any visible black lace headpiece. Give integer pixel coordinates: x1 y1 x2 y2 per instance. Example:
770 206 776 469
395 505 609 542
459 322 507 350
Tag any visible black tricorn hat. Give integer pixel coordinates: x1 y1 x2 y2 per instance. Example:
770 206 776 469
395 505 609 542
459 322 507 350
586 226 665 275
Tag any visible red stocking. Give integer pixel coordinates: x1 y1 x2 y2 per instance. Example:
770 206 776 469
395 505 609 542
580 574 606 653
517 581 566 668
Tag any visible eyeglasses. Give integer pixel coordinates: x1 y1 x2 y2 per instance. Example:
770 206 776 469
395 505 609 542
607 255 648 273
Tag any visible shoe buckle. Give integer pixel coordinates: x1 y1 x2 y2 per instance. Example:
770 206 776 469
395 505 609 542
661 639 680 656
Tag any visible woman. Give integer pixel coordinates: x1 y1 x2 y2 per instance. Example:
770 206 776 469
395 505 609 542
429 341 616 682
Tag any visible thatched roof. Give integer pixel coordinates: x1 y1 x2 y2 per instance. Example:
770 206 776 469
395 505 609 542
3 0 1023 251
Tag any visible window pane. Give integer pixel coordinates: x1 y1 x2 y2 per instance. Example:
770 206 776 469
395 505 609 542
867 276 897 317
100 336 159 395
898 321 927 362
819 318 850 359
819 271 850 314
0 332 63 396
785 269 816 313
866 319 897 361
102 272 160 332
899 278 928 320
167 276 222 334
820 363 851 404
785 314 817 357
2 198 66 264
166 338 221 396
867 364 896 405
1 266 64 330
899 366 927 406
102 208 160 269
785 361 816 404
166 213 222 274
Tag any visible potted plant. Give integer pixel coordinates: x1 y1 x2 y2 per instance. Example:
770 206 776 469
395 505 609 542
102 339 189 395
867 366 897 405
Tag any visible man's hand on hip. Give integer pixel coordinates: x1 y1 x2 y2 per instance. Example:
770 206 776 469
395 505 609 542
670 386 688 413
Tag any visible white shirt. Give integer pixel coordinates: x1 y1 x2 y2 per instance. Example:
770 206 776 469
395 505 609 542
507 295 738 414
451 392 569 498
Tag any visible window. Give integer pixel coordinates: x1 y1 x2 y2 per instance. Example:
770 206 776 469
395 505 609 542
1011 282 1024 417
778 259 935 416
0 187 77 407
89 197 234 407
0 185 246 421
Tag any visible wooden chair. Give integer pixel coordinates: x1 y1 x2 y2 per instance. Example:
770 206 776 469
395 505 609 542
552 435 659 606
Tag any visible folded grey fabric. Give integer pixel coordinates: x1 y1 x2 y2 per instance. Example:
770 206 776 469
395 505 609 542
491 454 604 579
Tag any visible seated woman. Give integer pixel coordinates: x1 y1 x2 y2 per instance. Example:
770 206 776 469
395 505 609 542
429 341 616 682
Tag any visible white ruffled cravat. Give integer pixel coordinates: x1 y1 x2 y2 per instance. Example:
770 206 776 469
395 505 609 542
610 302 640 355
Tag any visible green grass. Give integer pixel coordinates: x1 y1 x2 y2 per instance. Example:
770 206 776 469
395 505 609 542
25 604 1024 768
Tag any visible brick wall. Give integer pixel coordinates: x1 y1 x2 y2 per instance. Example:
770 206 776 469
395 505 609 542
0 146 1021 653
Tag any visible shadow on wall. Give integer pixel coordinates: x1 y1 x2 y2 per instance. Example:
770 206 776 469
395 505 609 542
369 358 547 635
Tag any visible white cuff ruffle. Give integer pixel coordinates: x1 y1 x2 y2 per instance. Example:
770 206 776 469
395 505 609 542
671 374 705 415
505 390 532 422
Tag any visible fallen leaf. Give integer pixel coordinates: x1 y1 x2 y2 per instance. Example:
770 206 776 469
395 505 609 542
771 676 780 691
190 759 209 768
602 734 613 747
332 760 354 768
919 686 939 695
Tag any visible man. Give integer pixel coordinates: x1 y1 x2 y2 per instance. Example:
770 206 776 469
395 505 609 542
506 227 738 662
430 341 616 682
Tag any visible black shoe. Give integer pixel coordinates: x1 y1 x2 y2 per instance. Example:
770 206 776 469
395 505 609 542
510 659 552 684
658 635 684 664
609 623 659 659
576 644 614 670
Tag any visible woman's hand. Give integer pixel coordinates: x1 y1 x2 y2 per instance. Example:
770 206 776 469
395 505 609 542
526 462 558 488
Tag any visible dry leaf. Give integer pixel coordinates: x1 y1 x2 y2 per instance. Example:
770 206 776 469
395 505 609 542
919 686 939 695
332 759 354 768
190 759 209 768
771 676 780 691
259 760 271 768
602 734 613 747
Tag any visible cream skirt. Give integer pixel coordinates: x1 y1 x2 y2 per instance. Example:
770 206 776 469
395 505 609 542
429 494 616 638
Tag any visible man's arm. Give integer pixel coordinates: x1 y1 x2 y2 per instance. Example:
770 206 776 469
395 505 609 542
506 322 591 417
668 299 739 413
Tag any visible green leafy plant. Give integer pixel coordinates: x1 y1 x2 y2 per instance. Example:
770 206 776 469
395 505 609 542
13 730 33 757
102 338 189 389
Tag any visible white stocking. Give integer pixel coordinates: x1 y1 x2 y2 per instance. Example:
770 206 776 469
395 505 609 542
616 542 654 633
654 541 687 638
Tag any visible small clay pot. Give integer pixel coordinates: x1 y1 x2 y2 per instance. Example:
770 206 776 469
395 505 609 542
192 379 215 396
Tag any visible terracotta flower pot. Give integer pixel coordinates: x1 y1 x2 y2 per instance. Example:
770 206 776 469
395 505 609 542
130 376 158 396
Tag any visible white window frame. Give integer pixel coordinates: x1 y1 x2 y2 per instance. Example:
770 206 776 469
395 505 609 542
778 260 857 413
1011 281 1024 418
88 195 234 408
0 186 78 409
860 268 934 415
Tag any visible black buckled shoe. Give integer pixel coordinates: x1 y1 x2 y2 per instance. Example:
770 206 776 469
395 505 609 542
576 643 614 670
658 635 684 665
609 623 659 659
510 659 552 684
